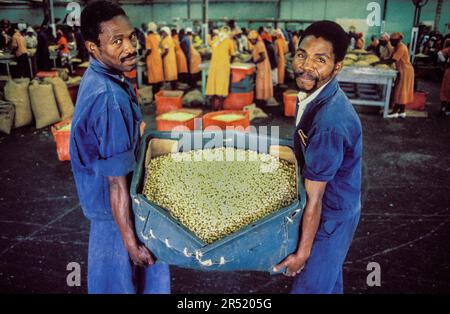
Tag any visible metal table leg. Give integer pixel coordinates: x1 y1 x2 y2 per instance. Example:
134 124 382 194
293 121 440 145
201 69 206 96
383 78 393 118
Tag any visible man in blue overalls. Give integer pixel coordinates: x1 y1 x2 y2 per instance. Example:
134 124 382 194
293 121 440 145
70 1 170 294
274 21 362 294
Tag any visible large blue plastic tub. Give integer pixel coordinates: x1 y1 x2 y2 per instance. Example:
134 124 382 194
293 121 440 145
130 130 305 272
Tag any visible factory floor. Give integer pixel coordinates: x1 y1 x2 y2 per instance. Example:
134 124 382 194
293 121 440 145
0 77 449 294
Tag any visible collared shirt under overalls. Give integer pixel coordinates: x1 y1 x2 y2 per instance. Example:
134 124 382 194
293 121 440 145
291 77 362 294
70 58 170 294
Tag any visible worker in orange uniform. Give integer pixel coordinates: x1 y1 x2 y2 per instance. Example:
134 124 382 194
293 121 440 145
206 26 236 110
377 32 415 118
355 32 365 50
274 29 289 86
248 30 273 106
160 27 178 90
171 29 189 84
186 28 202 88
145 22 164 94
11 24 29 78
438 42 450 116
56 29 70 67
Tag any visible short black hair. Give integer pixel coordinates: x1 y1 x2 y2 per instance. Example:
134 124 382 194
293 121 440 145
80 0 126 46
299 20 349 62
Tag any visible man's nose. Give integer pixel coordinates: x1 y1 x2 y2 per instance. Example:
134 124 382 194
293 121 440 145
123 38 136 55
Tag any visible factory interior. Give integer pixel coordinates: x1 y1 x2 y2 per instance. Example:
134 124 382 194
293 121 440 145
0 0 449 295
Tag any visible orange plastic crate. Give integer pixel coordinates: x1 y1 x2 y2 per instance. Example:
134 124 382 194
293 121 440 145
155 90 184 115
51 118 72 161
223 92 254 110
203 110 250 131
231 66 255 83
36 71 58 78
283 90 298 117
156 110 201 131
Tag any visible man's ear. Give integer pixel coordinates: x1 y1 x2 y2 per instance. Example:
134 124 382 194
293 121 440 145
333 61 343 75
85 40 98 56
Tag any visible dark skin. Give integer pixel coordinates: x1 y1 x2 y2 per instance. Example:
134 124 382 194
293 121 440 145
273 35 343 277
85 16 153 267
375 38 401 66
84 15 138 73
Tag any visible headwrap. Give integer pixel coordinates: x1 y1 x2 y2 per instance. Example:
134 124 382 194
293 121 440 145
390 32 403 40
380 32 390 41
161 27 171 36
148 22 157 33
248 30 259 40
186 27 193 33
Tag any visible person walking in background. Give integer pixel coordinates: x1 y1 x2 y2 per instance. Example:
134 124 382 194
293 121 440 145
377 32 415 118
187 28 202 88
248 30 273 106
172 29 189 84
206 26 236 110
160 27 178 89
10 24 30 78
145 22 164 94
274 29 289 86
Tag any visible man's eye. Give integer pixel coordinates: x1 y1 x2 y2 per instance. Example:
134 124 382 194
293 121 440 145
114 39 122 45
296 53 305 58
130 33 137 40
318 57 326 63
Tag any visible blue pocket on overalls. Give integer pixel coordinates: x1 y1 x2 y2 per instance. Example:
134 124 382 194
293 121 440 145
316 220 342 239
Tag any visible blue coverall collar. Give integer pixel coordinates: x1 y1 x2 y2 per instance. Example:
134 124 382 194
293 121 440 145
89 57 128 84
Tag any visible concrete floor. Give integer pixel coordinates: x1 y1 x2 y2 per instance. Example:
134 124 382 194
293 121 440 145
0 78 449 294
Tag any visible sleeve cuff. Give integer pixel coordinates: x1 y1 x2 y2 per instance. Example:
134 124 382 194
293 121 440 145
302 168 334 182
95 149 136 177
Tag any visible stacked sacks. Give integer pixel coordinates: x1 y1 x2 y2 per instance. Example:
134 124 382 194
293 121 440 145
44 77 74 119
4 78 33 128
29 80 61 129
0 100 15 134
138 86 153 105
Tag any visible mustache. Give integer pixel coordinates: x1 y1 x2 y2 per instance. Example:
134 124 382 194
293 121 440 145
120 52 137 63
294 71 317 81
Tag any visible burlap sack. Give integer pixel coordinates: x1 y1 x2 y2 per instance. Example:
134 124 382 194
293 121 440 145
0 100 15 134
44 77 74 119
4 78 32 128
138 86 153 104
29 80 61 129
182 89 205 106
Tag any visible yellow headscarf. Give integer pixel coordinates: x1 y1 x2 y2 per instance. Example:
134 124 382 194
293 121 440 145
248 30 259 40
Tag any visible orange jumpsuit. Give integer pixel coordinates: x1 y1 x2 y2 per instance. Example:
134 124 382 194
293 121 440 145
206 37 235 97
161 35 178 82
172 35 188 74
188 34 201 74
440 47 450 102
275 37 288 84
252 40 273 101
145 33 164 84
392 42 414 105
58 36 69 54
